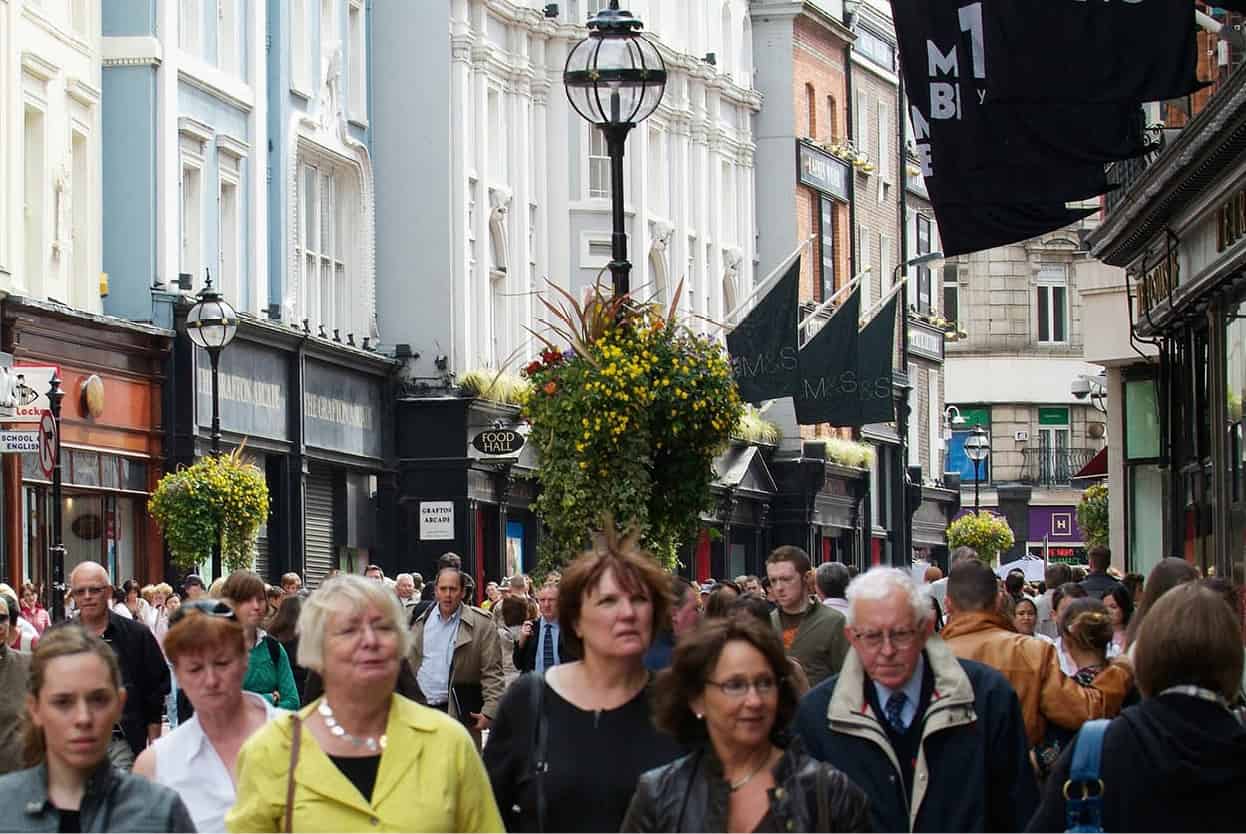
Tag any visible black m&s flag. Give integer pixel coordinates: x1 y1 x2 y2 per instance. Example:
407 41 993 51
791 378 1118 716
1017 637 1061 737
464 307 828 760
794 288 861 426
726 258 800 405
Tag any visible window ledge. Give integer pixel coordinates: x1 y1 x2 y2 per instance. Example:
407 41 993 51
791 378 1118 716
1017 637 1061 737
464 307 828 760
290 84 312 102
348 116 369 130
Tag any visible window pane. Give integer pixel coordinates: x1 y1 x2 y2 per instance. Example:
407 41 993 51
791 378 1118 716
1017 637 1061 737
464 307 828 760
1125 378 1161 459
943 283 958 324
120 458 148 492
304 166 318 251
1053 286 1067 342
1037 287 1050 342
70 450 100 487
101 455 119 489
320 173 333 256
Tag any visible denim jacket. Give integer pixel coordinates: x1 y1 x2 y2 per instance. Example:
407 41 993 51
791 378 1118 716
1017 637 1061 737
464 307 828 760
0 761 195 832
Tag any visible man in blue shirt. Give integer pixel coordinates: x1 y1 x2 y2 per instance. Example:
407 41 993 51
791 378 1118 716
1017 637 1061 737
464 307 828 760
515 583 571 673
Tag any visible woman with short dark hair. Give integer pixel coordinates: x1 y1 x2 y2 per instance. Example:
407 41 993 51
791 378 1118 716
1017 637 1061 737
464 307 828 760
622 616 868 832
1026 584 1246 832
484 526 683 833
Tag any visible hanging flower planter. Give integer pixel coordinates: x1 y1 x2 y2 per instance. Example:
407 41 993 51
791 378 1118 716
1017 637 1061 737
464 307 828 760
946 511 1016 567
522 282 743 571
148 443 270 573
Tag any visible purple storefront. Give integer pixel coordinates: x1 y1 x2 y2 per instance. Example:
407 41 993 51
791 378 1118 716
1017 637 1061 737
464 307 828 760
1025 506 1087 565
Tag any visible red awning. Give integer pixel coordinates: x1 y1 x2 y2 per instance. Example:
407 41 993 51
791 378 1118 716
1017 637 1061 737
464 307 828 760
1073 447 1108 481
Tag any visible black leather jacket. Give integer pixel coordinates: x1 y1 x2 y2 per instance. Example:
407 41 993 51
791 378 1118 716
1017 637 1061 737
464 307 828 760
620 742 871 833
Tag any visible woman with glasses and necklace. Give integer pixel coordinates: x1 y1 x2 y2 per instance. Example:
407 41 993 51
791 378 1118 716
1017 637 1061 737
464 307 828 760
227 574 504 833
622 616 868 833
133 599 283 831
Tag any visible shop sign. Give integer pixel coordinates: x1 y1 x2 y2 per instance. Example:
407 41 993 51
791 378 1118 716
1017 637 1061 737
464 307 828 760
1135 243 1179 317
1028 505 1083 542
196 342 289 441
472 428 525 456
419 501 455 540
304 360 384 460
3 365 58 423
1217 189 1246 253
0 430 39 453
907 321 945 362
797 142 850 202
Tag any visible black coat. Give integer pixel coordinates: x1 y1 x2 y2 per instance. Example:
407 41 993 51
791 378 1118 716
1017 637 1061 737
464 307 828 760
620 742 870 833
513 618 576 674
101 610 171 755
1079 572 1124 601
794 639 1037 833
1026 692 1246 832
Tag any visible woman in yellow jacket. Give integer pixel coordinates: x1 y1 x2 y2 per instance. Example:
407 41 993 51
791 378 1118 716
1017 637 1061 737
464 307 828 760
226 575 504 833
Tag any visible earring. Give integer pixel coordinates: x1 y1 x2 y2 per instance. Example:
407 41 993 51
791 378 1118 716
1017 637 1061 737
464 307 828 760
695 712 703 720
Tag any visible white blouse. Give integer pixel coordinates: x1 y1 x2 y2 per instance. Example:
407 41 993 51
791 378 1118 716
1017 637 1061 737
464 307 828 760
150 691 284 832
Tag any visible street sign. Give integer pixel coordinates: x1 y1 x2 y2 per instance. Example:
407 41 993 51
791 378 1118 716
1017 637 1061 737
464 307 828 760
38 411 56 477
419 501 455 540
3 366 58 422
0 430 39 453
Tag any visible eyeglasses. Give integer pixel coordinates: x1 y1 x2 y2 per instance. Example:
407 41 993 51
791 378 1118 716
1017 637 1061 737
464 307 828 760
168 599 236 627
852 627 920 651
705 675 779 699
71 585 109 598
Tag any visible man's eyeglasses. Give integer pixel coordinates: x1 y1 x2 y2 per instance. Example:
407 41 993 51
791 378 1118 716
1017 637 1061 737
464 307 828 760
71 585 110 598
705 675 779 699
168 599 236 627
852 627 920 651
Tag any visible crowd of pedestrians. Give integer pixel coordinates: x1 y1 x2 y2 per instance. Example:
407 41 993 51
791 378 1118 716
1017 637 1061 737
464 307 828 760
0 537 1242 832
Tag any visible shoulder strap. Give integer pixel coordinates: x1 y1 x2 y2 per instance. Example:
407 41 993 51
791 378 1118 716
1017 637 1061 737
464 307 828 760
1064 718 1110 833
266 635 281 669
284 714 302 834
528 672 549 833
816 763 831 833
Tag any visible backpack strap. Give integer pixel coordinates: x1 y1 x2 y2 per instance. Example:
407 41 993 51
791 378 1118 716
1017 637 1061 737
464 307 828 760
266 635 281 669
1064 719 1110 833
528 672 549 833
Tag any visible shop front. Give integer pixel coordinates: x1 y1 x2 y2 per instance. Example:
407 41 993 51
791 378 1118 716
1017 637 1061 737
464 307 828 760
771 443 866 571
1089 63 1246 584
1022 505 1087 567
2 298 172 589
168 312 395 587
911 485 960 572
395 395 541 599
685 443 778 583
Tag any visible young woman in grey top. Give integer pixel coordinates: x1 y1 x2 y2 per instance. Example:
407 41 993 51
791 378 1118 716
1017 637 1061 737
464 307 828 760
0 624 194 833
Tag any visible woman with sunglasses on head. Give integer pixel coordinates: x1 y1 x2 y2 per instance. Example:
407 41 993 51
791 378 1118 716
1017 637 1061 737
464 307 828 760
623 616 868 832
0 624 194 832
133 599 282 832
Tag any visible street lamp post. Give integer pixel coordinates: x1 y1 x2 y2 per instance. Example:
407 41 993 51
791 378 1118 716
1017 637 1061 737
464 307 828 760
964 424 991 516
563 0 667 299
47 373 66 622
185 270 238 578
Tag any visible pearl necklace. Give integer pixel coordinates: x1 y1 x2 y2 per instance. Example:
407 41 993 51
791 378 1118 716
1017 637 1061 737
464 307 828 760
318 700 387 753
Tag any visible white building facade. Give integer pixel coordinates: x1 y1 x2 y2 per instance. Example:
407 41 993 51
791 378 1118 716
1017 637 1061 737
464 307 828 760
374 0 760 376
1 0 102 312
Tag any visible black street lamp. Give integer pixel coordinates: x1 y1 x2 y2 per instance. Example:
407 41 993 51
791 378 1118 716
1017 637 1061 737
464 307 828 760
47 373 65 622
964 424 990 516
185 270 238 577
563 0 667 298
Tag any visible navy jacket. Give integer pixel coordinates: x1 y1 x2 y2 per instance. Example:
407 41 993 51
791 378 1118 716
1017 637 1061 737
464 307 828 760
794 635 1038 833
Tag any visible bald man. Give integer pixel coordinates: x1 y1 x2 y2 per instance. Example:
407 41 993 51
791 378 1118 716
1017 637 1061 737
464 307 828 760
69 561 170 769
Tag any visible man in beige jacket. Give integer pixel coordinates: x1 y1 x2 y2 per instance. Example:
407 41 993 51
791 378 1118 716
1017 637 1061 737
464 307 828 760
409 566 505 748
941 558 1132 746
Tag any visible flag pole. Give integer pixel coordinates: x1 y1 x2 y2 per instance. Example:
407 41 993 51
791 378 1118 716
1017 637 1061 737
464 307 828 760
722 235 814 327
860 275 909 325
798 268 871 331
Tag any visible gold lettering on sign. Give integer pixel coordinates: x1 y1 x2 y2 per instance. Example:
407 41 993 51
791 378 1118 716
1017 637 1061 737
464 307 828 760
1136 249 1179 316
1217 190 1246 253
304 393 375 430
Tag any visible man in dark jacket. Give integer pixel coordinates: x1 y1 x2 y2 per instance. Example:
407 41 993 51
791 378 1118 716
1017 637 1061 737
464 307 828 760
767 546 848 687
514 583 575 673
794 567 1037 833
69 561 170 767
1079 545 1124 600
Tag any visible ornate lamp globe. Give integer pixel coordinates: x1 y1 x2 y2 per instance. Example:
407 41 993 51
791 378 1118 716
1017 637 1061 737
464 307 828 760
186 272 238 353
563 0 667 127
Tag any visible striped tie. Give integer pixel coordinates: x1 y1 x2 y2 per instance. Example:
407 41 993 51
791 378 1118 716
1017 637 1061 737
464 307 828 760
542 623 556 672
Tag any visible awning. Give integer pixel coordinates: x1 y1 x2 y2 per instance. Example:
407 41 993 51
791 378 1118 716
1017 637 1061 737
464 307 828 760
1072 447 1107 481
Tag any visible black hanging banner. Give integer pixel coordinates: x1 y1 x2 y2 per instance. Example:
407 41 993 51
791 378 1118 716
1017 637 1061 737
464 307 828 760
794 289 861 426
854 294 899 427
934 202 1099 259
727 258 801 405
978 0 1201 104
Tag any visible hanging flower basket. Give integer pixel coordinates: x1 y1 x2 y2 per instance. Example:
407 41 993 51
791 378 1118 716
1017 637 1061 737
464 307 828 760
522 282 743 571
148 443 270 573
946 511 1016 567
1077 483 1109 548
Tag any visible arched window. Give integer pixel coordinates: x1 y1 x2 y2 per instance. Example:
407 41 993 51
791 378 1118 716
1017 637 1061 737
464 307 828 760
649 250 668 307
720 2 732 76
827 95 838 141
805 84 817 138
